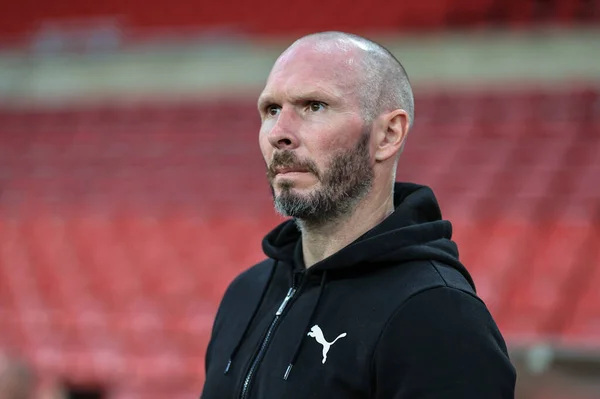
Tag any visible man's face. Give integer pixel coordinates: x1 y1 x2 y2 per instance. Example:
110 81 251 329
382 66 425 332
258 43 374 224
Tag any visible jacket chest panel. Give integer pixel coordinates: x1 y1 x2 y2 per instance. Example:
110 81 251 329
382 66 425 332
247 319 373 399
242 291 389 398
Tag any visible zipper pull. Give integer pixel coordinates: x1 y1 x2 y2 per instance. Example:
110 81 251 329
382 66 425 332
276 287 296 316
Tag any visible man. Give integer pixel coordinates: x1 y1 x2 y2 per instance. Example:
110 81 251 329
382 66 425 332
200 31 516 398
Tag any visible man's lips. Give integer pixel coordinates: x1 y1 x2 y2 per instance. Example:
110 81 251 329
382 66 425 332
275 167 310 175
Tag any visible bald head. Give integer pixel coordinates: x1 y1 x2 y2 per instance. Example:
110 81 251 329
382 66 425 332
280 31 414 128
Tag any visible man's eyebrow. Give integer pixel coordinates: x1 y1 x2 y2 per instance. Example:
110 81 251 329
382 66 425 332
257 94 274 110
258 90 340 110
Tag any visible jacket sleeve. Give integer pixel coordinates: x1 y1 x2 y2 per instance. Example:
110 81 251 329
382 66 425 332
372 286 516 399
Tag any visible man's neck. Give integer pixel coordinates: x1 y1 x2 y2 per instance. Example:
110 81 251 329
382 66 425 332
299 188 395 268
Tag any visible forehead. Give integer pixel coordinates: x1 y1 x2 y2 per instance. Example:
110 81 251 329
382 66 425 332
261 43 362 100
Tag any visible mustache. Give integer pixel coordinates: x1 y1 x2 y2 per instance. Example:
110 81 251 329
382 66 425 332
267 151 320 180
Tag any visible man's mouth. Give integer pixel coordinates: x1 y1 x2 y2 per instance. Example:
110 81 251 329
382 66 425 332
275 167 310 175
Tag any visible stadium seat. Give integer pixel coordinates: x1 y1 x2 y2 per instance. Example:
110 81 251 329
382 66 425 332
559 234 600 346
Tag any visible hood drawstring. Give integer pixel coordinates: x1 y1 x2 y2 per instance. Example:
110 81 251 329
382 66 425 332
224 260 278 375
283 270 328 380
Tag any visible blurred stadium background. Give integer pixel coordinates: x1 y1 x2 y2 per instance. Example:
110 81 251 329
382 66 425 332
0 0 599 398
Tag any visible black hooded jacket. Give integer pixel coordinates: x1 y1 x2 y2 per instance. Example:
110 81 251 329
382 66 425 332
201 183 516 399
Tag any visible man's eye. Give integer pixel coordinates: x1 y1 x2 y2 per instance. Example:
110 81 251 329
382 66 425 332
308 102 326 112
266 105 281 116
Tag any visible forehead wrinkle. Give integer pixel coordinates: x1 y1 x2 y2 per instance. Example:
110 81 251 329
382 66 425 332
261 73 353 107
285 84 343 102
261 41 365 110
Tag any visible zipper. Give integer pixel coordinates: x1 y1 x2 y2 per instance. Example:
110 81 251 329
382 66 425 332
239 283 299 399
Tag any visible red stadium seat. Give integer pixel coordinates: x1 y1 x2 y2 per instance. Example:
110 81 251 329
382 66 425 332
501 223 594 337
559 234 600 347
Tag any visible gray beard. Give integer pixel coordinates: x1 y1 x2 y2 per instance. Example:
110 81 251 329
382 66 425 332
271 132 373 227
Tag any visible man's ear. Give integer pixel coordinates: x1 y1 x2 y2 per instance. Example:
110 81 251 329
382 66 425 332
374 109 410 162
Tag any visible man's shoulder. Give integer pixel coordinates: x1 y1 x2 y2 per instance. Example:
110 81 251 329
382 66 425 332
222 258 276 299
428 260 477 296
210 258 276 326
386 259 476 301
377 261 502 345
232 258 276 284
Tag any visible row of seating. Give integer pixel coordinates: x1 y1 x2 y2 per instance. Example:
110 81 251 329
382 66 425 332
1 153 597 226
1 214 599 391
1 0 598 42
0 87 598 127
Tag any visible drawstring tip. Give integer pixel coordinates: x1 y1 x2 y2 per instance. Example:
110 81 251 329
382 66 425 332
224 359 232 375
283 364 293 380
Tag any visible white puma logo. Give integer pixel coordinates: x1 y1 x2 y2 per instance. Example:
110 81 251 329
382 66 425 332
307 325 347 364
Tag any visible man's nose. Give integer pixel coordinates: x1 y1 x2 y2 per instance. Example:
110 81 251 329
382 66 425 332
267 107 300 150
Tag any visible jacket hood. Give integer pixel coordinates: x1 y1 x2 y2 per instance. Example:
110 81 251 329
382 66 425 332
262 182 475 290
221 182 475 381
